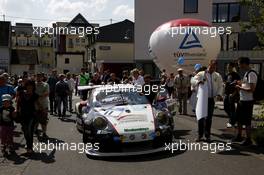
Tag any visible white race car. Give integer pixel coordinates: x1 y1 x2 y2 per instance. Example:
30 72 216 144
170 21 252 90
75 84 174 157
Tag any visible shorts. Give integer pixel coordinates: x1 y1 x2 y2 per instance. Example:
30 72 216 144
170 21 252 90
236 101 254 126
37 108 49 125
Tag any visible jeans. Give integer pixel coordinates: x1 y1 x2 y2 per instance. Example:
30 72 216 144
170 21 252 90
57 96 67 116
224 95 237 125
198 98 215 138
22 118 35 150
49 92 57 113
178 93 188 114
67 92 73 111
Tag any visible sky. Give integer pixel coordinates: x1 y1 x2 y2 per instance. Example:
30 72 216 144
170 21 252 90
0 0 134 27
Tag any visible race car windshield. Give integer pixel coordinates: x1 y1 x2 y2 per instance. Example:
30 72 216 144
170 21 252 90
93 90 149 107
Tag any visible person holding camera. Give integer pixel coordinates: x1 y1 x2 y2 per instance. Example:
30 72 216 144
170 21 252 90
223 63 240 128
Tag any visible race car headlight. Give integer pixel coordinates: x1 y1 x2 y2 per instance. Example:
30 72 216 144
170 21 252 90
93 117 108 130
156 111 169 125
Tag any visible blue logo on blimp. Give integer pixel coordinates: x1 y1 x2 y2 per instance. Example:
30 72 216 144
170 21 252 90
179 30 202 49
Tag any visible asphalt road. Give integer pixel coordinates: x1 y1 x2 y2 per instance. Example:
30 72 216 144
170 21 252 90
1 96 264 175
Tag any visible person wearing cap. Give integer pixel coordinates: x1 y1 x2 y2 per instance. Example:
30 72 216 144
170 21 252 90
0 94 15 155
193 60 223 142
55 74 70 119
174 68 190 115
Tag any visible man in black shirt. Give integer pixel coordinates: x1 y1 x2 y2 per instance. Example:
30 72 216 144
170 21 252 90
224 63 240 128
55 74 70 118
47 69 59 115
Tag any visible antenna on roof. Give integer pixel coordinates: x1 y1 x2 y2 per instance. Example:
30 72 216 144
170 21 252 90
3 14 5 21
110 18 113 24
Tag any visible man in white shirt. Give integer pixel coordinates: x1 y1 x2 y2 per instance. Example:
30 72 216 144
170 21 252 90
132 69 145 86
65 73 75 113
194 60 223 142
234 57 257 146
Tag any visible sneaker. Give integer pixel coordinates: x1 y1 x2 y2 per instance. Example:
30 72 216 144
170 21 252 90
1 146 8 156
226 123 233 128
205 137 212 143
195 137 202 142
241 138 252 146
42 133 49 139
232 135 243 142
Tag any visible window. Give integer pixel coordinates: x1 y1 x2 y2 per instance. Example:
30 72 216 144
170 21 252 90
65 58 70 64
18 39 27 46
184 0 198 13
99 46 111 50
42 40 51 46
29 39 38 46
213 4 217 23
68 38 73 48
229 3 240 22
76 38 80 46
213 3 240 23
218 4 228 22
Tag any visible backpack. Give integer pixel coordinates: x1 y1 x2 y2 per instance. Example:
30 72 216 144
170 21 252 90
245 70 264 102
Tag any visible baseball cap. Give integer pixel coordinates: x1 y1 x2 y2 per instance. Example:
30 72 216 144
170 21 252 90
2 94 12 102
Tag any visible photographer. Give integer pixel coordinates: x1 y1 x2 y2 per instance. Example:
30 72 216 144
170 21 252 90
224 63 240 128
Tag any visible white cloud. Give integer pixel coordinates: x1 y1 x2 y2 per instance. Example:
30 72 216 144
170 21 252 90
0 0 133 26
46 0 86 15
113 4 134 21
46 0 108 16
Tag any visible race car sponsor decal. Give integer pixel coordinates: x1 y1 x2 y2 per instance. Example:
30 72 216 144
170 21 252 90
124 128 149 132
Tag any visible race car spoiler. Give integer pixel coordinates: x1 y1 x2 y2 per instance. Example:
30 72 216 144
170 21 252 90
77 85 102 91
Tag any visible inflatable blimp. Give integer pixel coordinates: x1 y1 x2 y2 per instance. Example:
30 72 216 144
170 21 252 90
149 18 221 74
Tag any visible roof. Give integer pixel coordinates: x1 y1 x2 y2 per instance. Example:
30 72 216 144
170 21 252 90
0 21 11 47
67 13 94 28
12 23 33 35
97 20 134 43
11 49 39 65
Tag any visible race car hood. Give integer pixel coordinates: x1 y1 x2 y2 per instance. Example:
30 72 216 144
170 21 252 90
94 104 155 135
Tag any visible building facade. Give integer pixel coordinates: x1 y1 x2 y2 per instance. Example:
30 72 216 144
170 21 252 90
135 0 264 78
11 23 54 75
54 13 98 74
0 21 11 73
92 19 135 77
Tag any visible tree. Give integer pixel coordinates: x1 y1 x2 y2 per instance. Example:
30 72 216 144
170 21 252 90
240 0 264 49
